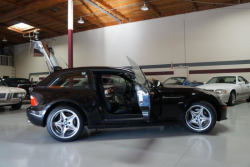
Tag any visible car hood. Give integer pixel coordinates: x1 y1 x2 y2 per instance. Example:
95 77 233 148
0 86 26 93
197 83 234 90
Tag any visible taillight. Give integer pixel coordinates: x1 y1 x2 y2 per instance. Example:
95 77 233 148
30 95 38 106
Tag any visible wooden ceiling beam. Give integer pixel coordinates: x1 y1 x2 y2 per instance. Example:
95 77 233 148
61 3 103 28
147 2 161 17
34 12 81 32
15 18 60 35
238 0 242 3
0 0 67 23
0 0 23 8
91 0 130 23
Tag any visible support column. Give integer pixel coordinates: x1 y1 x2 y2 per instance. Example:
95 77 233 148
68 0 73 68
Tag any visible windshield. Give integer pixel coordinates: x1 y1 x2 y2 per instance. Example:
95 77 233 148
207 76 236 84
163 77 185 85
0 78 7 86
126 56 149 88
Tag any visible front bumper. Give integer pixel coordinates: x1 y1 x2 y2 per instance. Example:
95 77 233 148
0 98 22 106
219 105 227 121
217 93 230 103
26 106 45 127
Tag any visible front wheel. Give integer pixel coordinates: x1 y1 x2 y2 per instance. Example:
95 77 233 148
185 102 216 133
228 91 236 106
246 96 250 102
11 102 22 110
46 106 84 142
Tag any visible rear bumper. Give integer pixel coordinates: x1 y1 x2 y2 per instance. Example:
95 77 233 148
26 107 45 127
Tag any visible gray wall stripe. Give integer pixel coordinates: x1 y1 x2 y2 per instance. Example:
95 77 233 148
138 59 250 69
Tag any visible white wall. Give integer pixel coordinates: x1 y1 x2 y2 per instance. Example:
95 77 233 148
0 66 15 78
15 3 250 82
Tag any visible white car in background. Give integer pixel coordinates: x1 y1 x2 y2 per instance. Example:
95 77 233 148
0 78 26 109
197 75 250 106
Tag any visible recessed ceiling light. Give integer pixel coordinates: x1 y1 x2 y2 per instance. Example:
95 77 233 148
8 22 35 33
141 2 149 11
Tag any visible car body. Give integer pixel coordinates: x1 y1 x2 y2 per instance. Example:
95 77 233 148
163 77 203 87
0 78 26 109
27 57 227 142
3 78 36 100
197 75 250 106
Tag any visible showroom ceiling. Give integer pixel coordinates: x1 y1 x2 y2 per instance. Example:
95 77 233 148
0 0 248 45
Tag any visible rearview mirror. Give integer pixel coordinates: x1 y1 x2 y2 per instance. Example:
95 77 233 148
153 80 161 87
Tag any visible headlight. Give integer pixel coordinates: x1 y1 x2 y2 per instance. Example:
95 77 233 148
215 89 227 94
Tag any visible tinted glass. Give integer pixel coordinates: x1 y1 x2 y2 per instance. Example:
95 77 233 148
163 77 185 85
207 76 236 84
49 71 93 89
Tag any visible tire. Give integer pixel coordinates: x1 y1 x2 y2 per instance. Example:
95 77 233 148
228 91 236 106
46 106 84 142
11 102 22 110
246 96 250 102
185 101 216 133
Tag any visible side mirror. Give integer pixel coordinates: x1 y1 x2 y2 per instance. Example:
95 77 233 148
153 80 161 87
239 81 245 85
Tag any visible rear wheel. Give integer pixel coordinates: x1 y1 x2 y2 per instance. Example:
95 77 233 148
228 91 236 106
11 102 22 110
46 106 84 142
185 102 216 133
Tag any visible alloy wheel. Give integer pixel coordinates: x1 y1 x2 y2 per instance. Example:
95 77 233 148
185 105 212 131
50 109 80 139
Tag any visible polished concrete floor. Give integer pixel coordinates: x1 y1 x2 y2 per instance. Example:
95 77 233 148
0 101 250 167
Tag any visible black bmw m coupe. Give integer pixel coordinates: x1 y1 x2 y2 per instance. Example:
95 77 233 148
27 56 227 142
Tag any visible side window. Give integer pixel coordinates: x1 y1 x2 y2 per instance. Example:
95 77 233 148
238 77 244 83
49 71 93 89
240 76 249 84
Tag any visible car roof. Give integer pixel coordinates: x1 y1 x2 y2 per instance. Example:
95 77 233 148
54 66 133 73
212 75 239 77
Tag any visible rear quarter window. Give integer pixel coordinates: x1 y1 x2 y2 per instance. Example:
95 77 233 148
48 71 93 90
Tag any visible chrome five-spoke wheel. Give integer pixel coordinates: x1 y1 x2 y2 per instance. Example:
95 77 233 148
47 106 84 142
185 102 216 133
50 109 80 139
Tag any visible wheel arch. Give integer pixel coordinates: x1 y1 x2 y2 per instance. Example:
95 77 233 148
185 95 222 121
42 100 88 127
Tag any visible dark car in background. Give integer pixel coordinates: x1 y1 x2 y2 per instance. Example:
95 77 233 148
163 77 203 87
3 78 36 100
27 57 227 142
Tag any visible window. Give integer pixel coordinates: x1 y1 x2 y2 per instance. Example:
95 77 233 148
49 71 93 89
8 23 35 33
163 77 185 85
207 76 236 84
242 77 249 84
